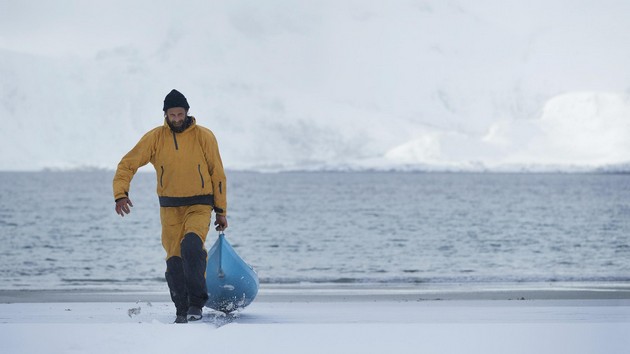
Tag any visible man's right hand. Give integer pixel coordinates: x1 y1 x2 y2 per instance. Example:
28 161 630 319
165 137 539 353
115 197 134 217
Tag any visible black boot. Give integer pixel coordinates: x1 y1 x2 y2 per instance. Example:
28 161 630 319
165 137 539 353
166 256 189 322
181 233 209 320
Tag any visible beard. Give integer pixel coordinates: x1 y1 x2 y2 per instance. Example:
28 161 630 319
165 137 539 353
167 116 192 133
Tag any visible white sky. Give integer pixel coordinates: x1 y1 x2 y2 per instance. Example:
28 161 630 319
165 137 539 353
1 0 629 170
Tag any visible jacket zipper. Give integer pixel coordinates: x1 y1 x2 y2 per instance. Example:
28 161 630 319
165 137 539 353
172 131 179 150
198 164 205 188
160 166 164 187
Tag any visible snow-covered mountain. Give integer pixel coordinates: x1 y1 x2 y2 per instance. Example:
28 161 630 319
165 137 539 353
1 0 629 172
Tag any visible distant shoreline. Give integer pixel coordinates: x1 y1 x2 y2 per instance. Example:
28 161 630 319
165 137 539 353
2 282 630 303
0 166 629 174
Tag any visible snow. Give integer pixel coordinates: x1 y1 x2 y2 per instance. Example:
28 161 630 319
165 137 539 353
2 298 629 354
386 92 630 169
1 1 630 172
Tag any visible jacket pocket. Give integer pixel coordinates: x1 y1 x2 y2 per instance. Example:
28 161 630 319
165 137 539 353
198 164 205 188
160 166 165 187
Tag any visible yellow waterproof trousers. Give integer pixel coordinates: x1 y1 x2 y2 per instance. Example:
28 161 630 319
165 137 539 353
160 204 212 259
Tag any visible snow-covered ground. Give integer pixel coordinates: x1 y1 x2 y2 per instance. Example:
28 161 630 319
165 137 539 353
2 287 630 354
0 283 630 354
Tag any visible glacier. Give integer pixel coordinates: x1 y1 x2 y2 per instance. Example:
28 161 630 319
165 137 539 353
1 0 629 172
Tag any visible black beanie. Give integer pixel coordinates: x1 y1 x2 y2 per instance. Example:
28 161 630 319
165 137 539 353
163 89 190 111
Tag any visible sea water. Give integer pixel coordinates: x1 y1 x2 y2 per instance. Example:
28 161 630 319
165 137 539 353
0 171 629 290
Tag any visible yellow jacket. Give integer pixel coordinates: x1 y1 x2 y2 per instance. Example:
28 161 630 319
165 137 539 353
113 117 227 215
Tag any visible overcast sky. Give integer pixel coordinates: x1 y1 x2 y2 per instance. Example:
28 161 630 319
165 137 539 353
1 0 629 171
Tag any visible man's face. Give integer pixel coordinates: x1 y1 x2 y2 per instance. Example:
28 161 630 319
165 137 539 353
166 107 187 128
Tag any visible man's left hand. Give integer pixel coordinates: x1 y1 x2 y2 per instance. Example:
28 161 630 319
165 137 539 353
215 215 228 231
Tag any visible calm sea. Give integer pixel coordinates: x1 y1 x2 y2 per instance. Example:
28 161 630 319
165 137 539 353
0 171 629 290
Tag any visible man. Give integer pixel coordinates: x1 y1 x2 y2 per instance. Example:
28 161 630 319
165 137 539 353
113 89 228 323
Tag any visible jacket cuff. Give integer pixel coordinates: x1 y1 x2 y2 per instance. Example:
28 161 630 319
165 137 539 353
213 206 226 215
114 192 129 202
